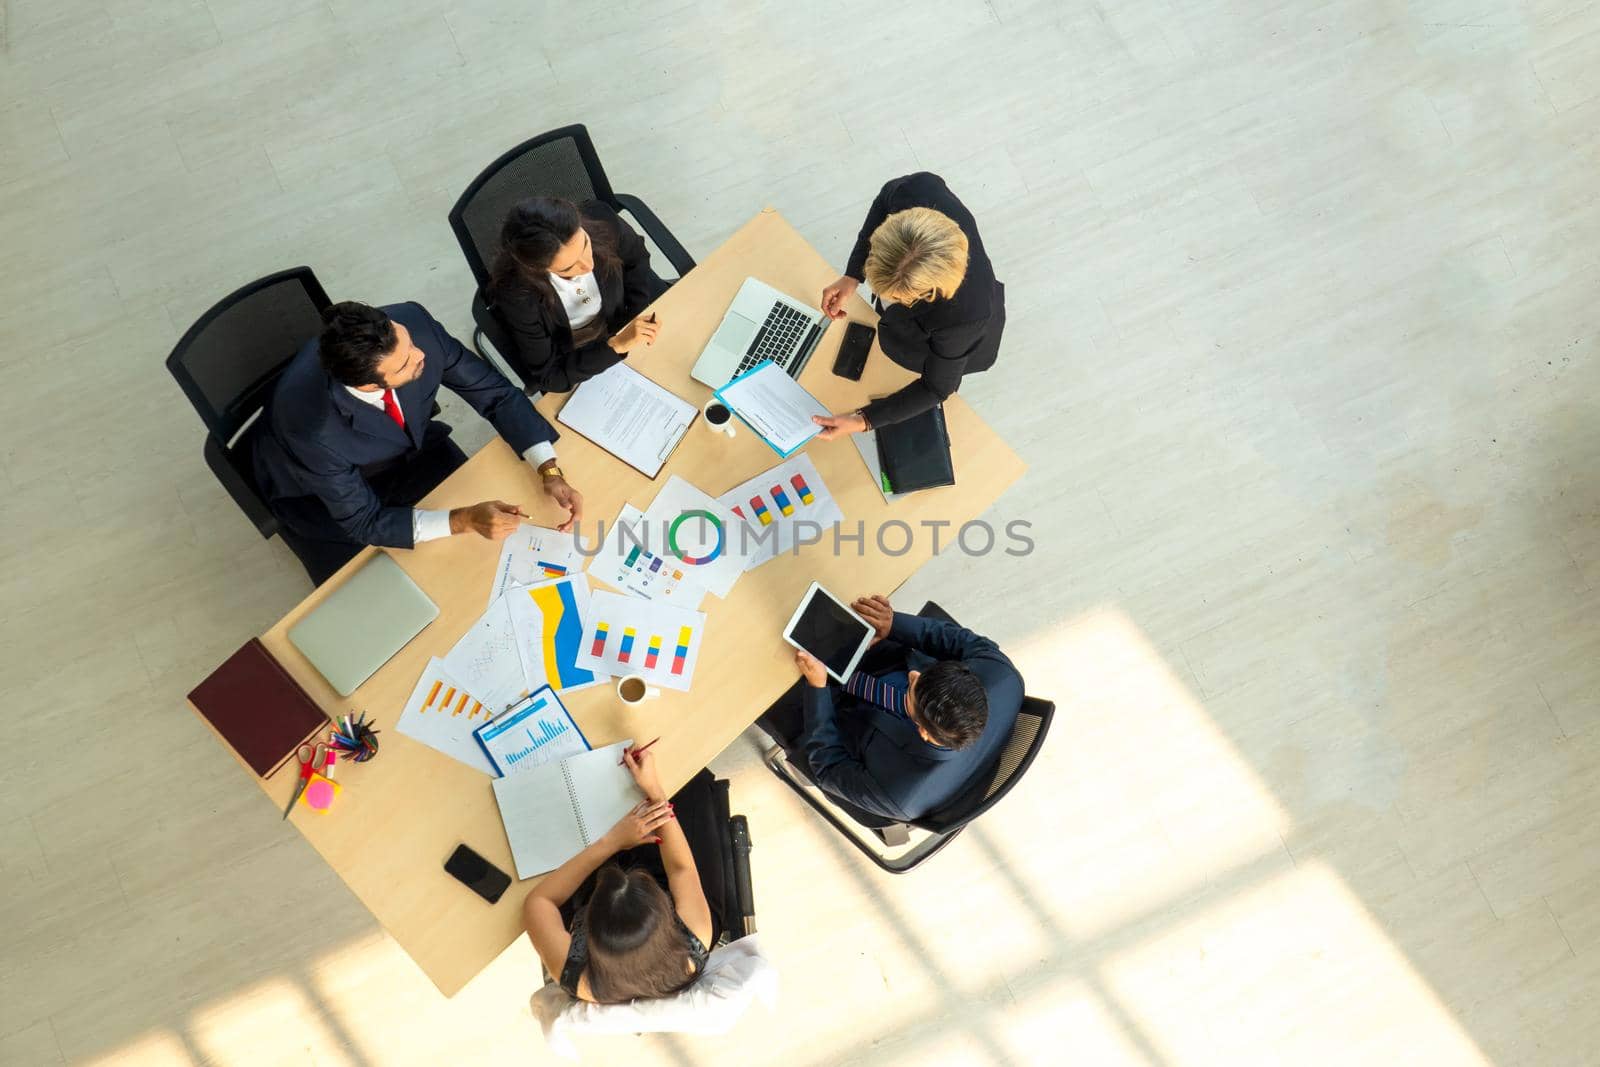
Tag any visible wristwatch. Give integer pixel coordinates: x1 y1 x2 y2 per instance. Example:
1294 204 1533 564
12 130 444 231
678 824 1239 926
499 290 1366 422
540 464 564 480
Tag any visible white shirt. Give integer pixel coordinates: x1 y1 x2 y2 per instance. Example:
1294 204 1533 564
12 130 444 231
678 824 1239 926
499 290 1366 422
344 386 557 543
549 270 603 330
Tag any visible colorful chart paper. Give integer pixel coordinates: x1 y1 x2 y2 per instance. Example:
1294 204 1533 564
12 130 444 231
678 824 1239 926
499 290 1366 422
396 657 498 775
574 590 707 691
640 476 750 599
473 686 589 777
717 453 845 569
507 574 607 693
488 525 586 607
586 504 708 609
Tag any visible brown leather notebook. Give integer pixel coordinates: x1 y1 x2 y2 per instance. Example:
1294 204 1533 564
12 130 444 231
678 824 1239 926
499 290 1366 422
188 637 330 777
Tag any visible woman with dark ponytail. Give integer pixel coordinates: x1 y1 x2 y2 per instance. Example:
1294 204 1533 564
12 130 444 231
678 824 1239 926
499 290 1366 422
523 747 724 1003
489 196 671 394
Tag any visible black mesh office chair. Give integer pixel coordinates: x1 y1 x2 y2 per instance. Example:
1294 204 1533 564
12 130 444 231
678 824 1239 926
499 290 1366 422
763 602 1055 873
165 267 334 572
447 124 696 390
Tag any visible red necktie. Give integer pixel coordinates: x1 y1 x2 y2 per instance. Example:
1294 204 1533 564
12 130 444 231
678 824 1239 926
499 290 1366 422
381 388 405 428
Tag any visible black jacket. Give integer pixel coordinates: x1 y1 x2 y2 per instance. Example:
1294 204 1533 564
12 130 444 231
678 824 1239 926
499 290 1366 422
491 201 668 393
845 173 1005 428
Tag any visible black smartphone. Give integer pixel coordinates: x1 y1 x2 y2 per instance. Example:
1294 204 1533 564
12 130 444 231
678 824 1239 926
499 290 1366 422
445 844 511 904
832 321 875 381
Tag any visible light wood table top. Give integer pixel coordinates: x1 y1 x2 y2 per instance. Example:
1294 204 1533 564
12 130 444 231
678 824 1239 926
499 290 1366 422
193 209 1025 996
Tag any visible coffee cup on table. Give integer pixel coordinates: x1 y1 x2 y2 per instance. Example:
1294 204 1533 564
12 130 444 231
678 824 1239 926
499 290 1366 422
617 674 660 706
703 399 736 438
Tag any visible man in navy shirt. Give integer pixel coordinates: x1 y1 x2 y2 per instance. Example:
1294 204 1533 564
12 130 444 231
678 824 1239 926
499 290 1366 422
760 594 1023 824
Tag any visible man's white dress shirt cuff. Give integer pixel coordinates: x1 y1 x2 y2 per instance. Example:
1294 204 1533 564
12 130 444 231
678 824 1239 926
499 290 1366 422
411 442 556 544
412 508 453 544
525 441 557 468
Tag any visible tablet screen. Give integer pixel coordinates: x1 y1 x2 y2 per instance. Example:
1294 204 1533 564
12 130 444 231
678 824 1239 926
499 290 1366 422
788 589 873 679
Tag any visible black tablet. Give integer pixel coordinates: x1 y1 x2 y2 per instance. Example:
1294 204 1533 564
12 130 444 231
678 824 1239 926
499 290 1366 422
782 581 875 683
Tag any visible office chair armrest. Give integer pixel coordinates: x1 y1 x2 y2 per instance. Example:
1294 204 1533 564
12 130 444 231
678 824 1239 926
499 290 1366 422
612 194 697 277
203 433 279 539
729 814 756 936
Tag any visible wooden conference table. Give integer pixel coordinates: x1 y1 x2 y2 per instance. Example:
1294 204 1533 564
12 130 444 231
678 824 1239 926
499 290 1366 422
193 209 1025 995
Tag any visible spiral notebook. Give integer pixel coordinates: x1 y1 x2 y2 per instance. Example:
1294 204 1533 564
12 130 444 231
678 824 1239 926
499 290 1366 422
491 740 641 879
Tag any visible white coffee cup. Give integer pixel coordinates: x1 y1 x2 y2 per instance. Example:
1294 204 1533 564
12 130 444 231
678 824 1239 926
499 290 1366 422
703 399 736 438
617 674 661 705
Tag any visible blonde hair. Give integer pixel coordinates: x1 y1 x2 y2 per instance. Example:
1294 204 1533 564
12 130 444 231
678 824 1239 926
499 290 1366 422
864 207 970 305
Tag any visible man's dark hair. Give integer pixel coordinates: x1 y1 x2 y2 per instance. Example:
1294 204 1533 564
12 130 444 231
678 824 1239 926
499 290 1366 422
319 301 397 388
912 662 988 750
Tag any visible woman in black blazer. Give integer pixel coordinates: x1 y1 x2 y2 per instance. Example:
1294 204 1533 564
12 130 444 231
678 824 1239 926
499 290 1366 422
489 198 670 393
814 172 1005 438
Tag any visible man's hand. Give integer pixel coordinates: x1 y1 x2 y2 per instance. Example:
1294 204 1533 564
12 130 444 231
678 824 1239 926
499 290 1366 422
852 594 894 643
812 411 868 442
607 314 661 353
795 649 828 688
542 475 583 533
450 500 523 540
820 275 859 320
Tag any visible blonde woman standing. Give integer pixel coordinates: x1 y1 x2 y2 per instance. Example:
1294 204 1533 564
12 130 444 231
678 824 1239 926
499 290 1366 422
814 172 1005 438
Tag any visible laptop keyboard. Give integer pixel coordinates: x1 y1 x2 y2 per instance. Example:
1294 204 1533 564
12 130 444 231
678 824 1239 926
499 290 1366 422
733 302 813 377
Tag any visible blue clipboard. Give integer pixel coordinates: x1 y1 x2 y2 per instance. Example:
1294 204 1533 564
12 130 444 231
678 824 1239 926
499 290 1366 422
472 685 590 777
713 359 827 457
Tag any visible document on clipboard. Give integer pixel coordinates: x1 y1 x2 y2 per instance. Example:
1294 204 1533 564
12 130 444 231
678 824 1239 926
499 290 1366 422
714 360 830 457
557 362 696 477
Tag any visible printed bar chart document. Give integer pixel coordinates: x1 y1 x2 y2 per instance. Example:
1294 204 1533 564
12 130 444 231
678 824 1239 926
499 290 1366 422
473 686 589 776
557 362 696 477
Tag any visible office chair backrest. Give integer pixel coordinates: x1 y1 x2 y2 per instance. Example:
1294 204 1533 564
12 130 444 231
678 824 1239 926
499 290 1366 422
917 696 1055 834
448 124 618 292
166 267 332 441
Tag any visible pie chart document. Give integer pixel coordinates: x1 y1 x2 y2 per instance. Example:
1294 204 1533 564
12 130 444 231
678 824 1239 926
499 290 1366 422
639 475 752 599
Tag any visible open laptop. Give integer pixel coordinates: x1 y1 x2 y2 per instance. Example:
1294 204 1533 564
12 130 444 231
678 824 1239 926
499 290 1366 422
288 552 439 696
689 277 831 388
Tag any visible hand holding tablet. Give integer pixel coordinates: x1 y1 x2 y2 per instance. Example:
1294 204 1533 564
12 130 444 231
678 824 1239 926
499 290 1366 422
782 581 876 684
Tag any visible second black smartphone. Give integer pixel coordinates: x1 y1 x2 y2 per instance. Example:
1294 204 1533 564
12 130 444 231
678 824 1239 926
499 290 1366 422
832 321 875 381
445 844 512 904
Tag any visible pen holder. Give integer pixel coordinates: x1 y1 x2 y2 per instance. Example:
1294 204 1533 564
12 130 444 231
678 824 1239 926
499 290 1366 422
331 714 381 763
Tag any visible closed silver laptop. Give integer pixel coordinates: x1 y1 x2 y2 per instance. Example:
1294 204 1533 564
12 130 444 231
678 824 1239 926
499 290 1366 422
689 277 830 388
288 552 439 696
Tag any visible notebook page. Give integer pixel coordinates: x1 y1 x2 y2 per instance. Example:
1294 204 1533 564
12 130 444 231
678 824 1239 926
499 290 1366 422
562 741 641 847
491 764 586 879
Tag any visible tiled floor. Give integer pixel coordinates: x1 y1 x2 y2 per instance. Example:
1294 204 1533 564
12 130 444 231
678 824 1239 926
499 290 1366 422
4 1 1600 1064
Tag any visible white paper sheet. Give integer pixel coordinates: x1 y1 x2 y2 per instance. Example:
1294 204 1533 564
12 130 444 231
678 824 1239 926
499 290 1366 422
574 590 707 692
487 525 587 608
586 503 708 609
556 362 695 477
441 596 533 711
395 657 497 775
714 360 829 456
638 475 751 599
717 453 845 568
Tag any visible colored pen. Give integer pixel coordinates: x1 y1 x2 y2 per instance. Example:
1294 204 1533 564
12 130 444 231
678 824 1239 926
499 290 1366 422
621 737 661 764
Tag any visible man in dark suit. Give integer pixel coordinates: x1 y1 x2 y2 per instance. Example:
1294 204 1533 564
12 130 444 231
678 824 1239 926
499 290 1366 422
253 300 583 584
758 594 1023 824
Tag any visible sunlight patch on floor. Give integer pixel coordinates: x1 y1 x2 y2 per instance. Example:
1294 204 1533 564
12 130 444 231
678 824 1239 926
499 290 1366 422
1105 859 1489 1065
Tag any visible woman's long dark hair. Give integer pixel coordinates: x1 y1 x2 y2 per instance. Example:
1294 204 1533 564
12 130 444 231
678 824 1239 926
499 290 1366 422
583 864 696 1003
489 197 621 314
